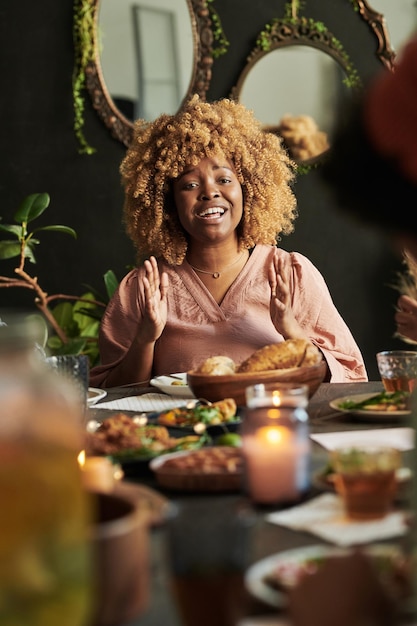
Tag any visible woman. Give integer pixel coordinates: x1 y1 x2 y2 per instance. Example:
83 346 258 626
90 95 367 388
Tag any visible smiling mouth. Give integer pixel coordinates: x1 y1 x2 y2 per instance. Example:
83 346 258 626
198 207 225 218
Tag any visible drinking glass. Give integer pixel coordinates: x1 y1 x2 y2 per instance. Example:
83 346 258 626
46 354 90 412
331 446 401 520
0 315 93 625
376 350 417 392
164 499 255 626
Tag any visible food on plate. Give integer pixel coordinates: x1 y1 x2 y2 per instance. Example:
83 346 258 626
215 433 242 447
237 339 322 373
85 413 206 459
196 356 236 375
156 398 237 428
262 549 411 600
171 380 186 386
156 446 243 475
337 390 410 412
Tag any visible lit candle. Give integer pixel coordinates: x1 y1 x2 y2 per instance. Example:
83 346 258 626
242 383 311 505
78 451 116 492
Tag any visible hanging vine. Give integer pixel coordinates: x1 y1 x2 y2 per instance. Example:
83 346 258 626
256 1 361 90
206 0 230 59
72 0 96 155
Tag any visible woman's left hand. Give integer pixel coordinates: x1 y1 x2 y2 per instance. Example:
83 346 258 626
268 254 309 340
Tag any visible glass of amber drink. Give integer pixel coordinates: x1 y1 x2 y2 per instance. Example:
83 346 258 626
376 350 417 392
331 446 401 520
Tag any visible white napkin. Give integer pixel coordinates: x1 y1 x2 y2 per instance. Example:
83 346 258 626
311 428 414 451
94 393 192 413
266 493 408 546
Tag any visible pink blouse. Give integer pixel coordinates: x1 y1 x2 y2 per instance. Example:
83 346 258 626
90 245 367 387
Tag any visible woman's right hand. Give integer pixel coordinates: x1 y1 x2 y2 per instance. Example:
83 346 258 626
139 256 169 342
395 294 417 343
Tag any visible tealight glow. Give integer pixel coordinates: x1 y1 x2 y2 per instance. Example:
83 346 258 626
78 451 117 492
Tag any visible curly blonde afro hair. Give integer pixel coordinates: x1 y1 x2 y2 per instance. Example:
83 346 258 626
120 94 298 265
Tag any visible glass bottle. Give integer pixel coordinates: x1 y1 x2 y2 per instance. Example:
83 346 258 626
0 315 93 626
241 382 310 505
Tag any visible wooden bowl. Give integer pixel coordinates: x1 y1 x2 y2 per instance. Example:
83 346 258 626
187 360 327 405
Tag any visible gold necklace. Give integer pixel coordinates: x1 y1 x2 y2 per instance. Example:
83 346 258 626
187 251 247 279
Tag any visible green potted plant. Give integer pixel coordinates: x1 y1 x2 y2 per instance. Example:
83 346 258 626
0 192 118 366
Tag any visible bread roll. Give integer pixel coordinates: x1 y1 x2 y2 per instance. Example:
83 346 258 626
236 339 321 373
196 356 236 376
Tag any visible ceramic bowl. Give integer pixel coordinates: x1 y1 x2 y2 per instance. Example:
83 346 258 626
187 360 327 405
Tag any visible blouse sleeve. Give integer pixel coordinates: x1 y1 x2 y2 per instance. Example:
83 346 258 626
89 269 145 388
288 251 368 382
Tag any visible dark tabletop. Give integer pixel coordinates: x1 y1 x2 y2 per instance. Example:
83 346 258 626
90 381 412 626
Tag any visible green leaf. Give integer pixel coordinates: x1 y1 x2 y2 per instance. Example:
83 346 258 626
23 243 37 264
47 336 88 356
103 270 119 299
14 193 50 223
33 225 77 239
51 302 79 332
0 224 22 237
0 240 21 260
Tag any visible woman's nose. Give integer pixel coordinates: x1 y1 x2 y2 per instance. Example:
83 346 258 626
199 183 220 200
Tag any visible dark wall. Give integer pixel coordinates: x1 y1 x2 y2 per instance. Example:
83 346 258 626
0 0 405 378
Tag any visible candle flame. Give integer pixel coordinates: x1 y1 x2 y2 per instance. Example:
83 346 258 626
272 391 282 407
257 425 290 445
78 450 86 467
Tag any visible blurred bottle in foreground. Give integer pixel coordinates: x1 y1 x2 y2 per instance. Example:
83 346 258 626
0 314 93 626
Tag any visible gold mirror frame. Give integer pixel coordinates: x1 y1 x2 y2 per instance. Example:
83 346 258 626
230 1 395 168
85 0 214 147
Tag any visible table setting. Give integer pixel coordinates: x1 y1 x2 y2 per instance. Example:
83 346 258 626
85 367 417 626
3 316 417 626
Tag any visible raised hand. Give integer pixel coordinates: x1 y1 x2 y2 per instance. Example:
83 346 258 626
140 256 169 342
395 294 417 343
268 253 308 340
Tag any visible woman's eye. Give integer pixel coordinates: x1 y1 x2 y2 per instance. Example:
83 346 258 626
183 181 198 190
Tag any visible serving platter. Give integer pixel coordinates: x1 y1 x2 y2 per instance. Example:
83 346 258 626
150 373 195 398
245 543 407 609
85 413 209 478
87 387 107 406
329 392 411 421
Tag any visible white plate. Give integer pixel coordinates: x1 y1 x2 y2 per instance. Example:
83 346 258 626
87 387 107 406
245 544 404 609
150 373 195 398
329 392 410 420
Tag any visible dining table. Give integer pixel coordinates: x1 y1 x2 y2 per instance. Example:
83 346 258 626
88 380 416 626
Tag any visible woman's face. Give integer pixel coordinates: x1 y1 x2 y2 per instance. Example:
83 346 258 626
172 156 244 245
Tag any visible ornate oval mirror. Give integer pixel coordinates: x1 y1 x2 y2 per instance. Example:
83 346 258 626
231 2 395 167
85 0 214 147
235 46 348 164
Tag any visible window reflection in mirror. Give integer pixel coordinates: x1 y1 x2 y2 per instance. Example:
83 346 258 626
98 0 194 122
237 47 349 163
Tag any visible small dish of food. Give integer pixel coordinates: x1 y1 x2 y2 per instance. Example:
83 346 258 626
149 397 241 434
329 391 411 421
150 373 195 398
245 544 410 609
87 387 107 406
150 445 244 492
